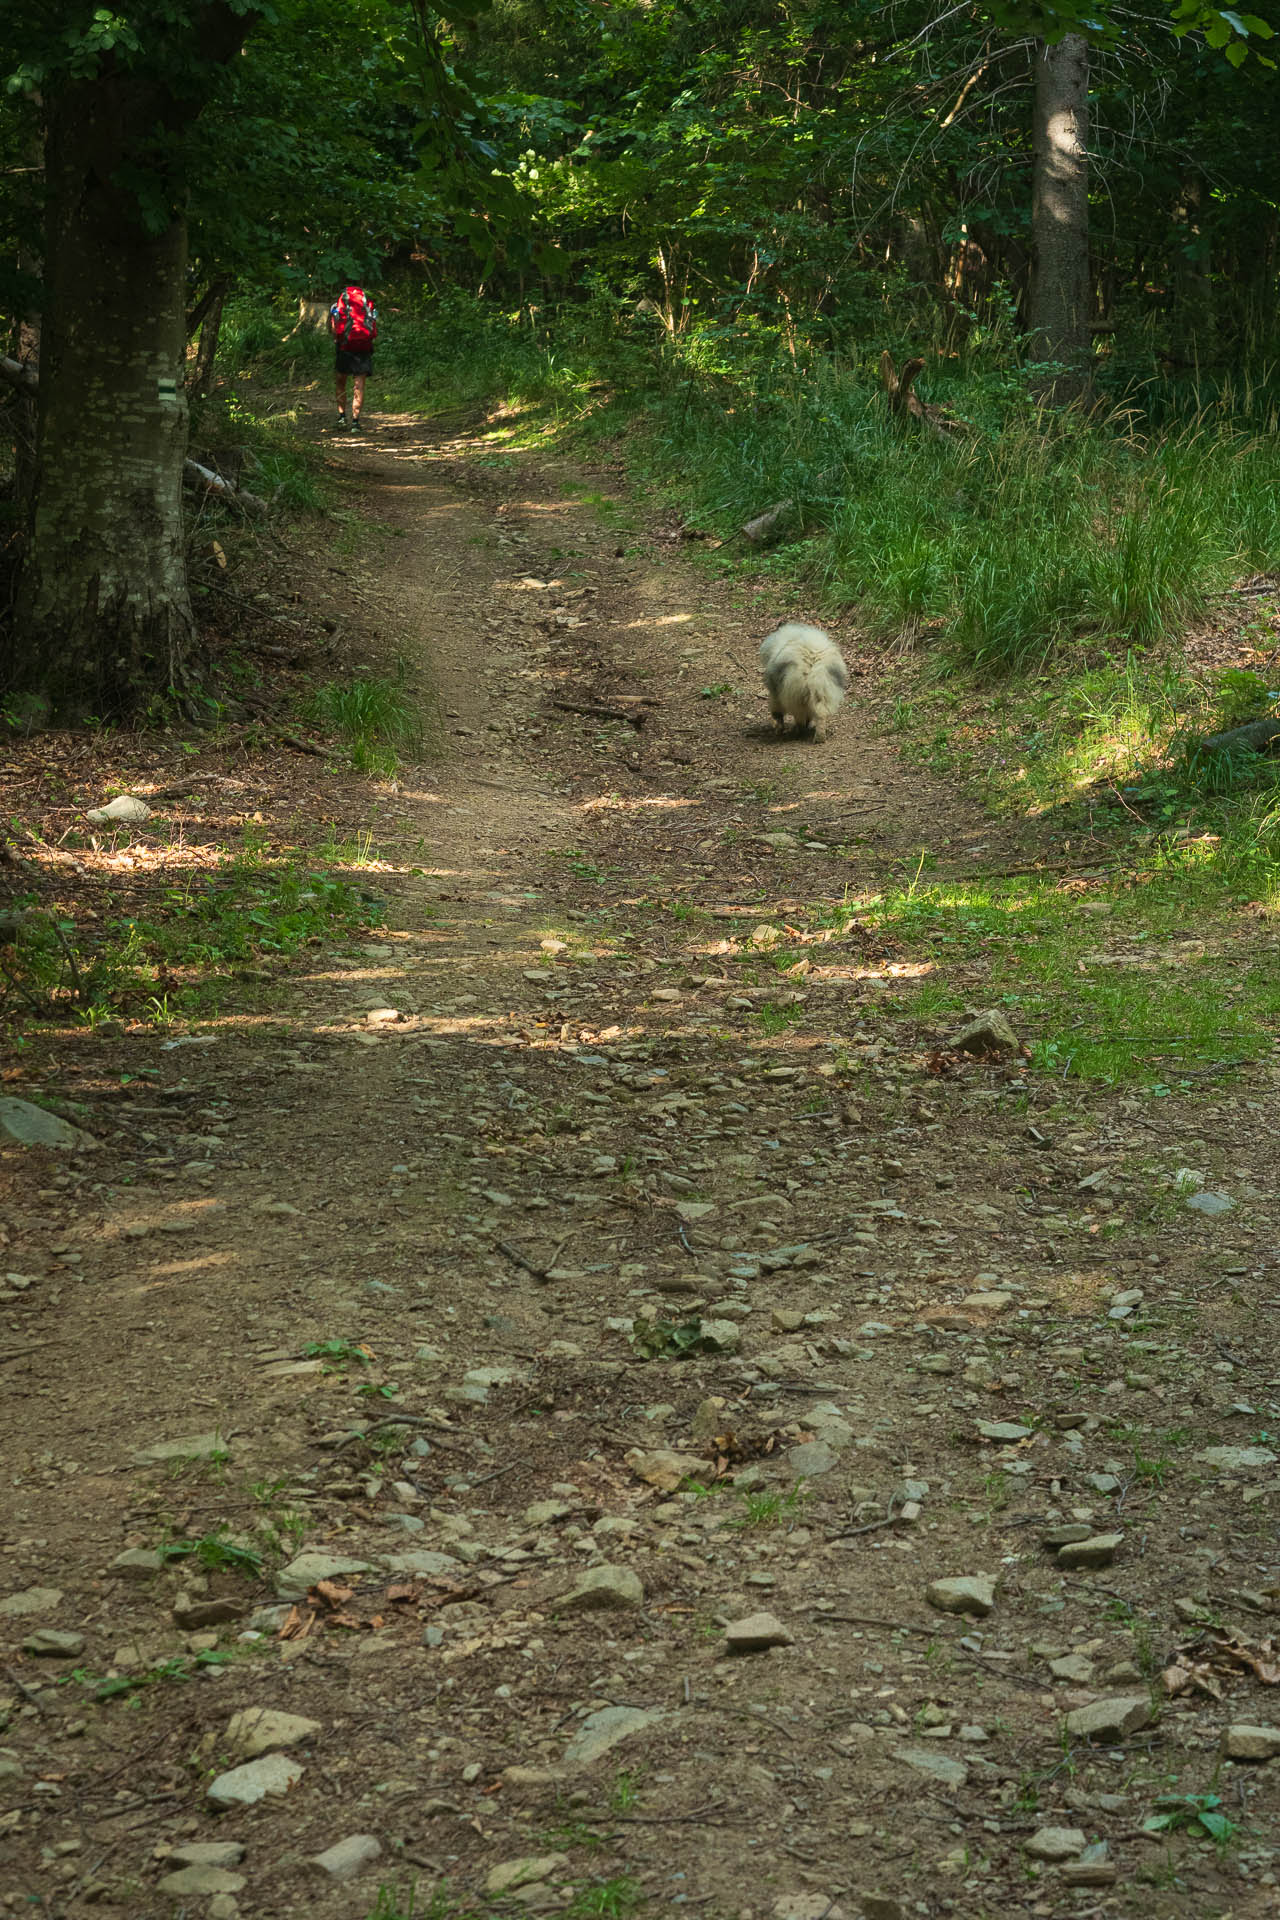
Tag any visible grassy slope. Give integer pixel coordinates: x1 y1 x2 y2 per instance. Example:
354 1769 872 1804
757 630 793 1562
214 292 1280 1091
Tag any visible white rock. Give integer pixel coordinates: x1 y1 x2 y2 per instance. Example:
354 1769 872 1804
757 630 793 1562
133 1431 229 1467
0 1586 62 1617
563 1707 665 1767
896 1745 969 1788
1223 1724 1280 1761
927 1575 997 1617
225 1707 321 1757
158 1867 246 1896
1063 1694 1152 1741
557 1565 644 1612
85 794 151 825
207 1753 303 1807
725 1611 793 1653
275 1552 372 1599
382 1550 464 1578
310 1834 382 1881
1196 1445 1277 1471
1025 1826 1087 1860
169 1844 245 1868
0 1097 95 1151
484 1853 569 1895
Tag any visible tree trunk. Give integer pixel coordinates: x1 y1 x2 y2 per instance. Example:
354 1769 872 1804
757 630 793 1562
7 79 196 719
192 283 229 399
1028 34 1092 399
1171 172 1214 366
11 104 44 537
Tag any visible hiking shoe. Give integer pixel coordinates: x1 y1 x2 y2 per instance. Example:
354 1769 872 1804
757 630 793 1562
350 415 364 433
335 412 346 431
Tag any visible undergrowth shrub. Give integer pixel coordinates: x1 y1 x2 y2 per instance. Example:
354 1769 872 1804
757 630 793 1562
219 287 1280 678
309 674 422 775
1 852 380 1031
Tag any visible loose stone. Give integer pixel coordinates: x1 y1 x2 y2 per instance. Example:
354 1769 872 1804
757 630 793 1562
927 1574 997 1617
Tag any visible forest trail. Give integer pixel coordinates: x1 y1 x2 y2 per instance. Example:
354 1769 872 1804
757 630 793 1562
3 403 1280 1920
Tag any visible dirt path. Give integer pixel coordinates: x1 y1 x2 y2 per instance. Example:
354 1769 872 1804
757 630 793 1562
3 407 1280 1920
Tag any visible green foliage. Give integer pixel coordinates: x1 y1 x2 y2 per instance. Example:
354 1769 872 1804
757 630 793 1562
629 1316 719 1360
58 1648 233 1703
1143 1793 1237 1847
730 1483 810 1530
1214 666 1278 726
158 1529 264 1577
308 676 423 776
0 841 379 1030
565 1880 644 1919
302 1338 375 1368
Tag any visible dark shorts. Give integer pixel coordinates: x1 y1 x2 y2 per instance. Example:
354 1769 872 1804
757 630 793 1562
335 349 373 376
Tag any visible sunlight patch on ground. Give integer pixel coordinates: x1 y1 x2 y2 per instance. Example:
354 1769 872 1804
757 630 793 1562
618 612 695 630
580 795 697 814
144 1253 235 1281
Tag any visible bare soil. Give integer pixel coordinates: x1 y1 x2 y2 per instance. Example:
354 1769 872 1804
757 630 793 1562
2 401 1279 1920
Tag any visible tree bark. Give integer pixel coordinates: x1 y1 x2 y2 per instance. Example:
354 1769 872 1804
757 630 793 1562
5 4 253 722
1171 172 1213 365
5 99 43 537
191 282 229 399
1028 34 1092 399
7 78 195 718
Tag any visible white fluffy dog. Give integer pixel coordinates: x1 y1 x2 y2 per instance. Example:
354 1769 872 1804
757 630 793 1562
760 622 849 740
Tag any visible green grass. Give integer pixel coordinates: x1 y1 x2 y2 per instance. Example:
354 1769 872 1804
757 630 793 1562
0 833 381 1031
729 1482 810 1529
754 999 805 1037
308 674 423 776
565 1882 643 1918
220 288 1280 685
157 1529 264 1578
191 373 333 514
302 1337 375 1369
807 819 1280 1086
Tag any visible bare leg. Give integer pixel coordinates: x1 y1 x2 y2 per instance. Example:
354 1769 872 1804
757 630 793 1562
351 373 366 421
335 372 348 417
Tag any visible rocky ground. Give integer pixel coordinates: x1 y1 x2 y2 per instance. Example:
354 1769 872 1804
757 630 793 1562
2 401 1280 1920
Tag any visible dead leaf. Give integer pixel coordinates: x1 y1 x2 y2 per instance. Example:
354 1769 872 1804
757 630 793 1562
312 1580 355 1608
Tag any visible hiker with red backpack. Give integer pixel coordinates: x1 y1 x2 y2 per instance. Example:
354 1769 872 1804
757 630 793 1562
329 282 379 432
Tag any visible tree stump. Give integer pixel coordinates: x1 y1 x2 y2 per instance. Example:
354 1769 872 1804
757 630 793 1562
879 352 967 439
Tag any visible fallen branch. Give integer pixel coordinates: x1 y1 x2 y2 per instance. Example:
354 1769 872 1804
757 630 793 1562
183 458 267 516
494 1234 568 1283
1192 715 1280 758
880 351 969 439
0 354 37 395
277 734 326 757
551 699 646 729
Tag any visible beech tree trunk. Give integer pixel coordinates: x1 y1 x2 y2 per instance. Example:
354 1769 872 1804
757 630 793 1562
1028 34 1092 398
8 79 195 718
6 5 252 721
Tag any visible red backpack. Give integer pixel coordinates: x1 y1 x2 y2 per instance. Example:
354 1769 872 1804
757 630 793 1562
330 285 378 353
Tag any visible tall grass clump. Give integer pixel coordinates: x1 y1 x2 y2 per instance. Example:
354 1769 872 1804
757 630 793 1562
309 675 422 776
629 346 1280 671
216 285 1280 676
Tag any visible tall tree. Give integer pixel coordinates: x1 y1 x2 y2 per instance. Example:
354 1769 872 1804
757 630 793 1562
1028 31 1092 390
3 2 263 720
